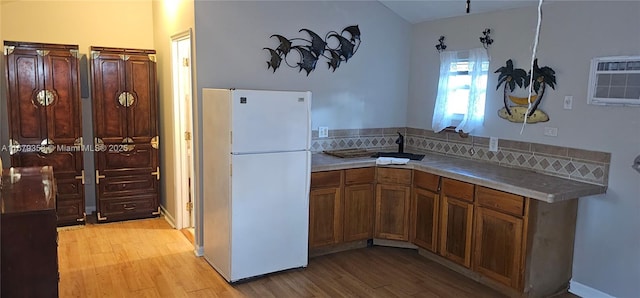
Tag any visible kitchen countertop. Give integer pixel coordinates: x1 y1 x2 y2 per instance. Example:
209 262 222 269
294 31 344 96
312 152 607 203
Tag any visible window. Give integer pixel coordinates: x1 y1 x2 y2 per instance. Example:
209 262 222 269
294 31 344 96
432 48 489 133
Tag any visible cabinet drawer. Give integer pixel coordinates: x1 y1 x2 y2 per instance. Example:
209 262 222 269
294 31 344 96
345 167 375 185
441 178 474 202
377 168 412 185
413 171 440 192
99 174 158 197
56 200 83 220
311 171 342 188
476 186 525 217
99 196 157 218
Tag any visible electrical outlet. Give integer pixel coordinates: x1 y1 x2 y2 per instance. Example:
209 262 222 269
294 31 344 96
544 127 558 137
489 137 499 152
318 126 329 138
564 96 573 109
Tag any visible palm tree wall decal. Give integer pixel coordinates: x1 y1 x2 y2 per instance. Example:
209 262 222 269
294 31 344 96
495 59 557 123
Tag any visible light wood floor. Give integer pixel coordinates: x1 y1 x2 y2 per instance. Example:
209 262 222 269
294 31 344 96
58 218 573 297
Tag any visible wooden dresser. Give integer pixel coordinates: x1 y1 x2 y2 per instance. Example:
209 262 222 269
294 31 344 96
1 166 59 297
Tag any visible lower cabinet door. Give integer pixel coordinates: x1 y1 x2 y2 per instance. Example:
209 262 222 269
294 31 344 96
474 207 524 289
343 184 374 242
411 187 439 252
440 196 473 268
309 187 342 248
375 184 411 241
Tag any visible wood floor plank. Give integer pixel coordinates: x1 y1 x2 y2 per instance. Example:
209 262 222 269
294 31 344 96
58 218 519 297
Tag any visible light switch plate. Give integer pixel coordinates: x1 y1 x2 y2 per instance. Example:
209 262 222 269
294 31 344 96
564 96 573 109
318 126 328 138
544 127 558 137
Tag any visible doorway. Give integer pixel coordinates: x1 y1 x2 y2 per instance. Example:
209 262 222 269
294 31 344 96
171 30 195 234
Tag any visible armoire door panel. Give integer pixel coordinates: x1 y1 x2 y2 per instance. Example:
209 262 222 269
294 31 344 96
6 44 81 145
11 150 83 173
127 59 157 142
91 47 157 144
6 52 46 143
92 58 127 142
47 53 81 143
55 174 84 200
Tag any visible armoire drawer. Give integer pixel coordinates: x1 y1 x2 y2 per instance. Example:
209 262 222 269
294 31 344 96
99 195 157 218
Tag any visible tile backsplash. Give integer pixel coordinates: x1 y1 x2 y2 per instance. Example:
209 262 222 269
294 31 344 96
311 127 610 186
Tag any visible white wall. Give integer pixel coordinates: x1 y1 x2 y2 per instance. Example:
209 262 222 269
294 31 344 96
194 0 411 130
407 2 640 296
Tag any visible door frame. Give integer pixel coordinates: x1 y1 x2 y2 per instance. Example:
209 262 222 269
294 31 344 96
171 29 195 230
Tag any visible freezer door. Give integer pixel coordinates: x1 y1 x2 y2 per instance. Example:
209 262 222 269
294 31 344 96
230 151 310 281
231 90 310 153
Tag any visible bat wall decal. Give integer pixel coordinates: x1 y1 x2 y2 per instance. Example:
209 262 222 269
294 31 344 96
263 25 361 75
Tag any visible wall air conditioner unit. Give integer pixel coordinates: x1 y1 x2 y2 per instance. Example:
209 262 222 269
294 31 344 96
588 56 640 106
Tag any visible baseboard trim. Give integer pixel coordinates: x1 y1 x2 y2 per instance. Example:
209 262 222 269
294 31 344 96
569 280 615 298
85 206 96 214
194 245 204 257
161 205 176 228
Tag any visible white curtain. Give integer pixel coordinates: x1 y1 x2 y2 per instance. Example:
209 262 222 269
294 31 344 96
431 51 458 132
457 48 488 133
431 48 489 133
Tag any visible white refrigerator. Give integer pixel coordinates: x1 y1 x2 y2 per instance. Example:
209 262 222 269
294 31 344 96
202 88 311 282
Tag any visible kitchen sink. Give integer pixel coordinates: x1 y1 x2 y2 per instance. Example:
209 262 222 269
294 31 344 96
373 152 425 161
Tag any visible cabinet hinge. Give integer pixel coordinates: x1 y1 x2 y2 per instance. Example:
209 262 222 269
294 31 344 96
184 131 191 141
183 58 189 67
95 170 106 185
151 167 160 180
75 170 86 185
186 201 193 212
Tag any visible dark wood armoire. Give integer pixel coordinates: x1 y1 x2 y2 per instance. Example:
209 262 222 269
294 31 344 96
4 41 85 225
90 46 160 222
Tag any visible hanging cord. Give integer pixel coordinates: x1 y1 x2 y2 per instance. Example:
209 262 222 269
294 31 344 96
520 0 544 135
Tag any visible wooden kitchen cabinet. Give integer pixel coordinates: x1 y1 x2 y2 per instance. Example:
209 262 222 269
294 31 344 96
411 171 440 252
473 186 527 289
90 47 160 222
309 171 343 248
4 41 85 225
375 168 411 241
439 178 474 268
343 168 375 241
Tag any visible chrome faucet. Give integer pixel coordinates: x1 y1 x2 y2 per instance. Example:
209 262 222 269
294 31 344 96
395 132 404 153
